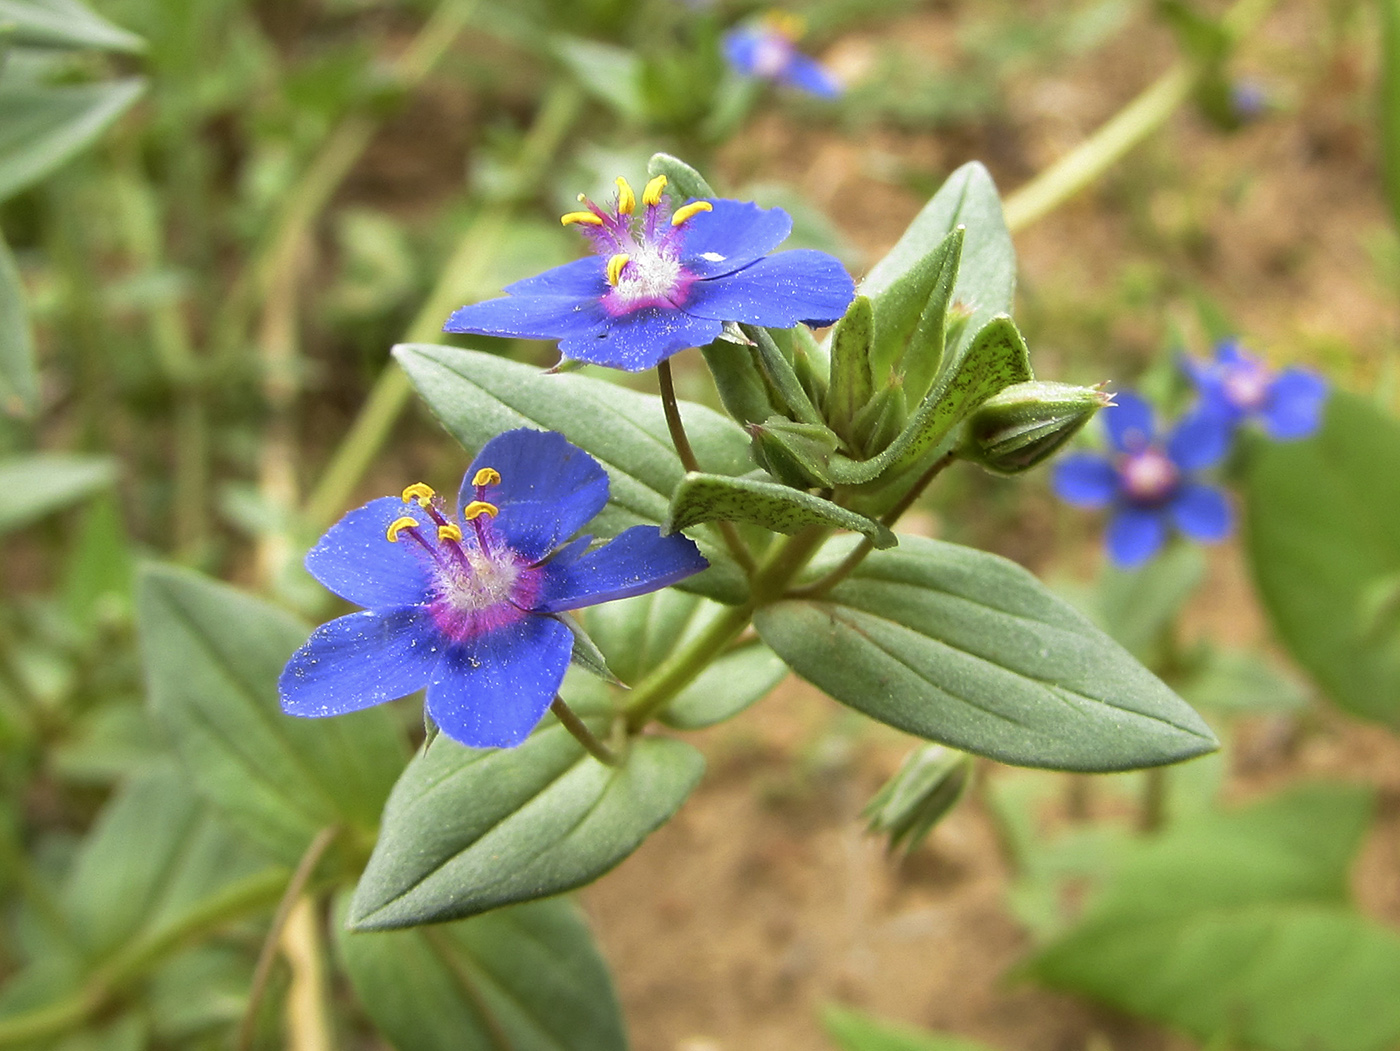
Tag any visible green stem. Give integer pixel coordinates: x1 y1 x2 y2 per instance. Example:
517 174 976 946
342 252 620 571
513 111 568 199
550 697 619 766
623 526 829 732
1001 0 1277 233
302 81 583 532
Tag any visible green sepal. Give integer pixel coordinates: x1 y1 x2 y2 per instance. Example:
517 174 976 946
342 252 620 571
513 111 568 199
700 336 778 427
646 151 716 200
560 614 623 686
664 472 895 548
870 226 963 403
788 325 828 412
746 325 823 426
851 379 907 459
749 416 839 488
960 380 1111 474
863 743 972 854
828 315 1033 486
828 296 875 441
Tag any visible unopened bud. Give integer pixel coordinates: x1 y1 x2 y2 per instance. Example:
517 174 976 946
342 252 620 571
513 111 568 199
749 417 839 488
851 379 906 459
863 744 972 854
961 380 1111 474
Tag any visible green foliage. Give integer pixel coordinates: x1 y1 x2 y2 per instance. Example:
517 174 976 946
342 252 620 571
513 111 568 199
350 723 703 929
395 343 753 604
823 1004 999 1051
862 743 971 853
337 895 627 1051
868 227 961 404
0 0 145 53
755 536 1217 771
1244 392 1400 727
0 452 114 535
1029 784 1400 1051
137 564 406 863
0 232 36 415
0 78 145 202
666 472 895 547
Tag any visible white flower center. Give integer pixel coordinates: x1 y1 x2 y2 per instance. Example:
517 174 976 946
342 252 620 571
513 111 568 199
438 549 521 612
613 244 683 307
1120 448 1179 504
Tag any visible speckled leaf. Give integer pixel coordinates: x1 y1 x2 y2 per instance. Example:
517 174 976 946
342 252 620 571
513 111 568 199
754 536 1217 772
395 343 752 604
665 472 895 548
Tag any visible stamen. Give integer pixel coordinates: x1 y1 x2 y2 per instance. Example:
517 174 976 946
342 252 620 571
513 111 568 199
401 482 435 507
671 201 713 226
615 177 636 215
386 516 420 542
561 211 604 227
606 253 631 286
437 523 464 542
472 467 501 487
462 500 499 520
642 174 668 207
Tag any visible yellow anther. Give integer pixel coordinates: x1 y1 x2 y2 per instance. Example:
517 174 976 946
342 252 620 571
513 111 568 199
401 482 435 507
462 500 499 520
472 467 501 488
437 523 463 542
561 210 604 227
615 177 636 215
763 10 805 38
386 516 420 543
606 253 630 286
671 201 714 227
642 174 668 207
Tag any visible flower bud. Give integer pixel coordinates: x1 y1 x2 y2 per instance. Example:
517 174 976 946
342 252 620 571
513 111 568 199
749 417 839 488
863 744 971 854
961 380 1111 475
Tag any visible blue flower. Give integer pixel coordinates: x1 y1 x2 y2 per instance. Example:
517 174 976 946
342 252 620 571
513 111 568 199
443 175 854 372
279 429 708 748
1052 391 1235 568
723 13 842 98
1185 339 1327 441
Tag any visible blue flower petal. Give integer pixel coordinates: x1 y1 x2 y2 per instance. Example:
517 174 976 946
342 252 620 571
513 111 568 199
537 526 709 613
1051 453 1120 509
558 306 722 371
1261 369 1327 440
1104 391 1156 453
425 615 573 748
279 608 444 717
1106 506 1168 568
778 51 842 98
1170 482 1233 543
503 256 608 298
1166 407 1234 471
684 250 855 327
1214 338 1247 366
304 496 434 608
464 429 610 564
722 26 764 77
679 199 795 279
443 293 607 341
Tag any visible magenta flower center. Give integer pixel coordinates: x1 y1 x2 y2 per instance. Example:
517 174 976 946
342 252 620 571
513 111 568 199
1119 447 1180 504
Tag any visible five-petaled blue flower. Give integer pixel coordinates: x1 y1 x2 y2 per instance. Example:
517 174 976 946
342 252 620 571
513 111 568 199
279 428 708 749
1184 339 1327 441
723 12 842 98
1052 391 1235 568
442 174 855 371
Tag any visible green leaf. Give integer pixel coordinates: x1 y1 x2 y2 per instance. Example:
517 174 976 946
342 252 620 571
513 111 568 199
1028 784 1400 1051
828 296 875 439
857 162 1015 367
554 38 644 123
1244 392 1400 726
700 336 778 427
660 638 786 730
137 564 407 863
666 472 895 548
0 0 145 53
647 151 715 199
0 452 114 535
395 343 753 603
349 725 704 929
1180 648 1309 715
337 895 627 1051
1095 541 1205 660
823 1004 999 1051
0 231 36 415
754 536 1217 772
829 316 1033 486
0 78 144 202
869 227 962 402
749 417 839 487
62 763 279 961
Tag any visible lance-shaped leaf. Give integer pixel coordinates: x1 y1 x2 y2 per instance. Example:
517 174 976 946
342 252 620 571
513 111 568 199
868 227 963 402
336 895 627 1051
396 343 752 604
828 296 874 440
349 722 704 929
0 0 146 52
828 316 1032 486
648 150 716 200
665 472 895 548
858 162 1015 367
0 452 114 535
0 232 37 415
138 564 406 864
754 537 1216 772
0 78 145 202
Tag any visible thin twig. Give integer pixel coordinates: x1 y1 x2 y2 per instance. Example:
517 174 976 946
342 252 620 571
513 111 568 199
550 697 619 766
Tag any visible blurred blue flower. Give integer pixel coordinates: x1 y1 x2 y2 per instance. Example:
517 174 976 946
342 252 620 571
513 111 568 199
1052 391 1234 568
723 12 842 99
280 429 708 749
443 175 854 372
1184 339 1327 441
1229 79 1270 123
